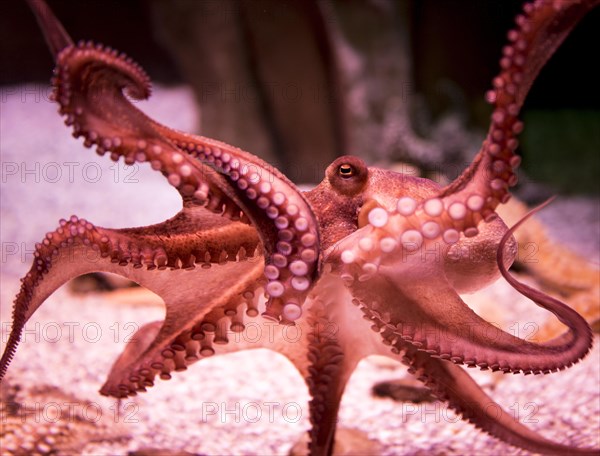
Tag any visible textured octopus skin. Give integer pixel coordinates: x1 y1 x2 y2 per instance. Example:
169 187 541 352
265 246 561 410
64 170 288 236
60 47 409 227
1 0 599 455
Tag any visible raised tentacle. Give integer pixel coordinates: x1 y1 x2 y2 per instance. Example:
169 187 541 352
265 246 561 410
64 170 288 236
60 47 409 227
27 0 321 323
329 0 600 268
26 0 73 58
152 126 323 324
397 347 600 455
438 0 600 222
0 206 260 381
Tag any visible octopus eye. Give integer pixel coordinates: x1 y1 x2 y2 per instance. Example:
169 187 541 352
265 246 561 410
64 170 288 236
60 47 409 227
338 164 355 178
326 156 367 195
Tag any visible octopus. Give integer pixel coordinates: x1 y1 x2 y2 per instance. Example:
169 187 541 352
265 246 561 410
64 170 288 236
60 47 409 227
1 0 599 455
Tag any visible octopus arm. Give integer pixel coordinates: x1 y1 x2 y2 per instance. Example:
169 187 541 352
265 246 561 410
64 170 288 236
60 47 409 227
0 206 261 382
440 0 600 217
26 0 321 322
99 258 267 398
342 236 593 375
405 349 600 455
